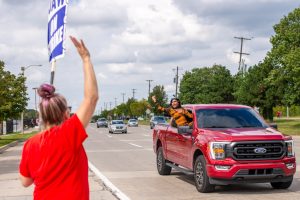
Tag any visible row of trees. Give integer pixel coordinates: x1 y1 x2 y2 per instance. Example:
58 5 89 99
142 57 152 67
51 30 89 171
93 85 170 120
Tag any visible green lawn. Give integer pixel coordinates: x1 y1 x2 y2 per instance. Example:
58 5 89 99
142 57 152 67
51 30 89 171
0 132 37 147
274 118 300 136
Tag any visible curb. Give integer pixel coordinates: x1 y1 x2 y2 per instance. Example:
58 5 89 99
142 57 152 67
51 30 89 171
0 139 24 154
89 161 130 200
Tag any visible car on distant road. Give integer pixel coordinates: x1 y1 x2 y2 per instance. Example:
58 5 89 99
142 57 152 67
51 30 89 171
96 118 108 128
150 116 167 129
128 119 138 127
109 120 127 134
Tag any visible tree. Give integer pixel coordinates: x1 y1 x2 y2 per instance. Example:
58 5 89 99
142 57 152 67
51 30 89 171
267 7 300 105
0 61 28 121
148 85 168 115
126 98 137 117
114 103 128 118
179 65 234 104
130 100 148 117
234 60 280 121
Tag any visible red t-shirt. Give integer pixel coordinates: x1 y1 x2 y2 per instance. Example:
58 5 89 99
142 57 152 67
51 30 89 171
19 114 89 200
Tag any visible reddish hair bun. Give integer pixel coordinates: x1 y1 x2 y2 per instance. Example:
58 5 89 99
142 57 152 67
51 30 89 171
38 83 55 99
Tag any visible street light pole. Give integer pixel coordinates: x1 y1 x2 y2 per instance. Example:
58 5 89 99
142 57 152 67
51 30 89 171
21 64 42 134
32 87 40 130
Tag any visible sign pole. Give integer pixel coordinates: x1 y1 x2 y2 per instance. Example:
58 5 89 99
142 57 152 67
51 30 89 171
50 59 56 85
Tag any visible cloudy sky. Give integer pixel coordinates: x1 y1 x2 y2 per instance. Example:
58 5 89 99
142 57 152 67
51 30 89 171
0 0 299 114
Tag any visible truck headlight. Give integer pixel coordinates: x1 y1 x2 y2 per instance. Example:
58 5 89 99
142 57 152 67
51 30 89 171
285 140 295 157
209 142 229 160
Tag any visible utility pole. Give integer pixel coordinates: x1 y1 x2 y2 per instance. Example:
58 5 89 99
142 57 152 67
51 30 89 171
234 36 251 73
146 80 153 98
121 93 125 103
132 89 136 99
114 98 117 107
173 66 182 98
109 102 112 110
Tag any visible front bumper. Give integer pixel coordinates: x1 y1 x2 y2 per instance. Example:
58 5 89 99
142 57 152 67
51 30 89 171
111 128 127 133
97 123 108 127
207 160 296 185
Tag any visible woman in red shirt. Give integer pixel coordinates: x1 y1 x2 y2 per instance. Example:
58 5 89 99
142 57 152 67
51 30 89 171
19 36 98 200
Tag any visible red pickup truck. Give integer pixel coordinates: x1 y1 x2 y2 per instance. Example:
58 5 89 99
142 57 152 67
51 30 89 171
153 104 296 192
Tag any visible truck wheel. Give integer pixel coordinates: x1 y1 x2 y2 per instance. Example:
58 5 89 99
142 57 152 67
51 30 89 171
194 155 214 193
157 147 171 175
270 179 293 189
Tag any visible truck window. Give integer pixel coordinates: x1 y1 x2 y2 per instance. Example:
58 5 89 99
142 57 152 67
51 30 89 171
196 108 268 129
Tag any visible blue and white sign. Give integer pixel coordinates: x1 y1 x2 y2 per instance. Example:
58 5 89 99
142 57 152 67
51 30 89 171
47 0 68 63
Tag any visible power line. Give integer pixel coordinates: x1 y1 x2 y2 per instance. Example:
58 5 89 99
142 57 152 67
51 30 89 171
234 36 251 73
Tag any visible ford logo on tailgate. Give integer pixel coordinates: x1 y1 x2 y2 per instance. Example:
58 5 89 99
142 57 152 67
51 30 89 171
254 147 267 154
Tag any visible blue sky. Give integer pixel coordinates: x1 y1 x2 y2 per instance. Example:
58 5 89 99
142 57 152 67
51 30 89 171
0 0 299 113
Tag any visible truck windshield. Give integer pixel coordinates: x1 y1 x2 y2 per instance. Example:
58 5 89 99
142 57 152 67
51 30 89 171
196 108 268 129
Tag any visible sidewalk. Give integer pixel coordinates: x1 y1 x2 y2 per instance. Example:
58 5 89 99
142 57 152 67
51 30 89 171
0 141 117 200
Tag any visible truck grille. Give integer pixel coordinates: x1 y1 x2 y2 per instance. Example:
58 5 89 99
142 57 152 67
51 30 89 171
229 141 285 160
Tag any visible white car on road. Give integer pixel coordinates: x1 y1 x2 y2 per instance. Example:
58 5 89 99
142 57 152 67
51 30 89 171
108 120 127 134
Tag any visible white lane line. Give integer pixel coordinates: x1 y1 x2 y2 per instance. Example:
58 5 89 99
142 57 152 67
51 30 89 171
106 134 112 138
88 161 130 200
143 134 150 137
129 143 143 148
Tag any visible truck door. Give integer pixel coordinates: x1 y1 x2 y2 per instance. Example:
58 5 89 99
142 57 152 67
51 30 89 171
176 127 193 168
176 108 194 167
165 125 182 164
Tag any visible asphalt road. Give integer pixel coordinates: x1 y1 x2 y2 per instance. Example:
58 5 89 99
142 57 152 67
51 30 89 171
84 124 300 200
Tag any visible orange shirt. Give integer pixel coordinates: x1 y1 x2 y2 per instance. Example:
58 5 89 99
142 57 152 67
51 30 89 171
19 114 89 200
157 105 193 126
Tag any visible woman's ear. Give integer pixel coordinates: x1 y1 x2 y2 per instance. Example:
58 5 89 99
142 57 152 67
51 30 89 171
64 110 70 120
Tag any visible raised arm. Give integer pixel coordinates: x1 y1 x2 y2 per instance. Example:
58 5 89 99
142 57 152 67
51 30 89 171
152 95 167 112
70 36 99 127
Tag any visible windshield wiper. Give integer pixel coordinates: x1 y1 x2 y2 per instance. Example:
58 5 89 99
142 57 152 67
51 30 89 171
234 125 260 128
204 126 229 128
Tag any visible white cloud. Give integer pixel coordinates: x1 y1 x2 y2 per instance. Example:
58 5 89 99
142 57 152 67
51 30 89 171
97 72 107 79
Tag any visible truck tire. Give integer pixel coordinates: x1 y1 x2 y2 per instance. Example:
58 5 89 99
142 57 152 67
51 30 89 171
156 147 172 175
270 179 293 189
194 155 214 193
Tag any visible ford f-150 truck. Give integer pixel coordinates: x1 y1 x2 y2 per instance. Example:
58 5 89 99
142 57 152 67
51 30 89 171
153 104 296 193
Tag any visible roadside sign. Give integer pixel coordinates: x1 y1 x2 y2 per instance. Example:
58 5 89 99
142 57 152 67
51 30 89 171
47 0 68 63
146 109 151 114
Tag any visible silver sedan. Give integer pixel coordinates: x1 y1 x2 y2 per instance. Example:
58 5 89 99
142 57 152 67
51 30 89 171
108 120 127 134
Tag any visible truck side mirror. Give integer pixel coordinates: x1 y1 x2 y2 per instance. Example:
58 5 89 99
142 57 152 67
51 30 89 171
178 126 193 134
269 123 278 130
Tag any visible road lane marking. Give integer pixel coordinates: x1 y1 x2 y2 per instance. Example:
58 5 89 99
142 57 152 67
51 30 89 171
143 134 150 137
129 143 143 148
88 161 130 200
86 148 152 153
120 139 150 142
106 134 112 138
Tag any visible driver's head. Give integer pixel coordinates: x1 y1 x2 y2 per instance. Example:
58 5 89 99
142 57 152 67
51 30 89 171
170 98 181 109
